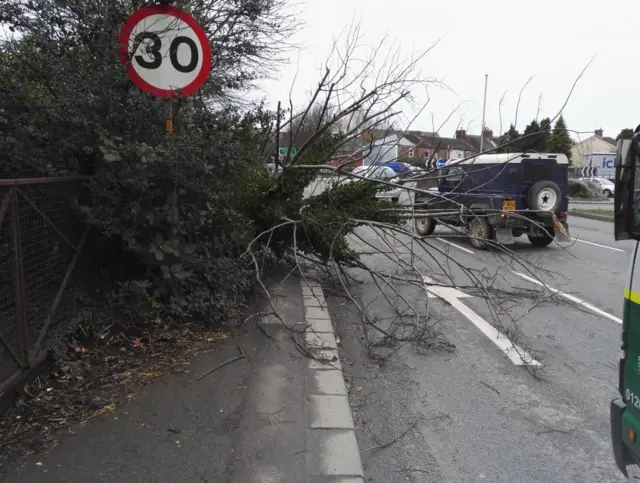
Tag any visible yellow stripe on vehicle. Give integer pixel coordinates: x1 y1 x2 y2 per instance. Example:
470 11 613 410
624 288 640 305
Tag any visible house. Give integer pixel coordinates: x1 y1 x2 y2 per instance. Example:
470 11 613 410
398 135 475 163
363 128 501 166
363 131 439 166
571 129 617 166
454 128 499 155
328 137 365 169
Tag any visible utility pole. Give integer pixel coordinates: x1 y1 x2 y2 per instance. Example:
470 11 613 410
479 74 488 154
275 101 281 170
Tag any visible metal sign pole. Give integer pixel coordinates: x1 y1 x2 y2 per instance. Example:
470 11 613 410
479 74 488 154
166 101 173 135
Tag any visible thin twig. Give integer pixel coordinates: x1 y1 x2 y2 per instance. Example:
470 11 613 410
366 417 423 451
197 346 246 381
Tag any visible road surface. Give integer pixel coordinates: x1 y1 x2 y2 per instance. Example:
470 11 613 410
325 212 635 482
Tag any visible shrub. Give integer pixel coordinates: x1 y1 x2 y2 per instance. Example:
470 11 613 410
568 179 607 200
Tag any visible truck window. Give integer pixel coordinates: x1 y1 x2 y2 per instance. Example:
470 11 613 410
523 161 554 185
441 167 464 188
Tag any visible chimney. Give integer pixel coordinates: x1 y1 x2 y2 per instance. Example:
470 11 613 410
595 129 603 138
483 127 493 141
455 129 466 140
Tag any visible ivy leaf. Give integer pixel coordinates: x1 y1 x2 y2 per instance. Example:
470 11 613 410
151 247 164 261
171 263 188 280
103 151 121 162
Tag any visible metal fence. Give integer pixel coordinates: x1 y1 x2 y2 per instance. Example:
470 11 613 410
0 177 89 396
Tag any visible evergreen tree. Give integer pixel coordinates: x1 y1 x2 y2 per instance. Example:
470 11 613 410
547 116 573 163
497 124 521 152
538 117 552 151
616 128 634 140
522 120 541 152
521 118 552 152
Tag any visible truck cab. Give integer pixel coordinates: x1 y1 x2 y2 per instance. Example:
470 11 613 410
610 130 640 477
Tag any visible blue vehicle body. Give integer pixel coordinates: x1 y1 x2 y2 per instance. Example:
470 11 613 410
414 153 571 247
371 161 411 174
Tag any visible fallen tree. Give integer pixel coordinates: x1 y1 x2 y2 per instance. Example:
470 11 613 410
0 0 594 464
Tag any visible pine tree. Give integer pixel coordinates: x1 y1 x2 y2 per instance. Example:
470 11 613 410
497 124 521 152
522 120 541 152
521 118 552 152
616 128 634 141
538 117 552 151
547 116 573 163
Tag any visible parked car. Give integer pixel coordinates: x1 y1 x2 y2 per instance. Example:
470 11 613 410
266 163 282 175
578 177 615 197
413 153 571 248
402 166 428 178
348 165 405 203
568 178 607 199
370 161 412 174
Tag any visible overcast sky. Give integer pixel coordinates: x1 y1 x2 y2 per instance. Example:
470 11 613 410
256 0 638 142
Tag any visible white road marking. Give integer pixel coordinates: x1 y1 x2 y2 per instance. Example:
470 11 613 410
436 237 475 255
569 237 625 253
512 271 623 324
427 285 472 299
423 276 541 367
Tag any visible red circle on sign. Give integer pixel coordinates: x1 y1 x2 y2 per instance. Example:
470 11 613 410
118 5 212 99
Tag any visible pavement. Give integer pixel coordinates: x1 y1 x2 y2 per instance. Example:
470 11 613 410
1 274 364 483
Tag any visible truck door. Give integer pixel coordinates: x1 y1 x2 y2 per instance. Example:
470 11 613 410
437 166 465 220
621 243 640 460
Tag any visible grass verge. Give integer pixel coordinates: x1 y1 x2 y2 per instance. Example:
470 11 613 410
572 208 613 217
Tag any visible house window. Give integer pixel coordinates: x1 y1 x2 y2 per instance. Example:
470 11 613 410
408 149 415 158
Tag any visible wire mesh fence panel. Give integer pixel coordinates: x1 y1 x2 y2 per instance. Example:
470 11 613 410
0 188 21 392
0 178 88 396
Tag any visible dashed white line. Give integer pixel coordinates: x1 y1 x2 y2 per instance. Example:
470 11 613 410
512 271 623 324
436 237 475 255
423 276 541 367
570 237 625 253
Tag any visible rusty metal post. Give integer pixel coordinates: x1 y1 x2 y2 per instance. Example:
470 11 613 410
10 187 28 368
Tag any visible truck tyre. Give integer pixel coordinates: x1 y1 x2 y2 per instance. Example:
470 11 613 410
468 216 491 249
527 180 562 212
415 217 436 236
528 226 555 247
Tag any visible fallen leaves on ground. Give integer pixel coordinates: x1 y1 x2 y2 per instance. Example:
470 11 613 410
0 314 233 467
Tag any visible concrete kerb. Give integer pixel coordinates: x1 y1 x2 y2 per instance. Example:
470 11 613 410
301 278 365 482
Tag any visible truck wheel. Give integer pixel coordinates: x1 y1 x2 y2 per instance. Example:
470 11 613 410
528 226 555 247
527 180 562 212
468 216 491 249
415 217 436 236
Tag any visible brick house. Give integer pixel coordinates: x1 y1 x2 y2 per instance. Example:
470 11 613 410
361 127 500 166
453 128 499 155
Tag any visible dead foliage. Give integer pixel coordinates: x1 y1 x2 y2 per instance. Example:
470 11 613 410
0 306 234 467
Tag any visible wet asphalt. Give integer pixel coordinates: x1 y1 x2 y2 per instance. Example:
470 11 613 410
326 211 637 483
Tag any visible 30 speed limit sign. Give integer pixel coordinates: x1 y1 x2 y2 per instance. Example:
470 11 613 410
118 6 212 98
